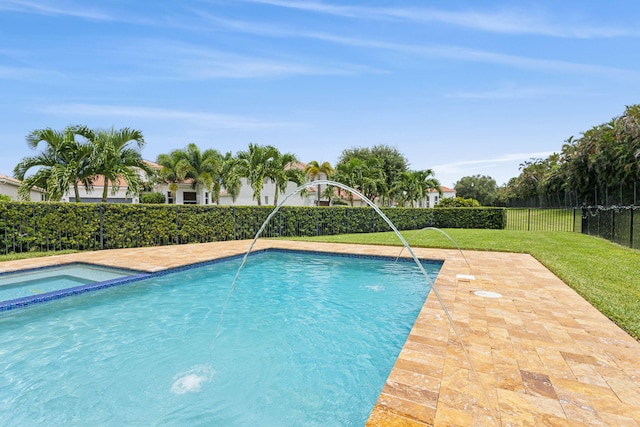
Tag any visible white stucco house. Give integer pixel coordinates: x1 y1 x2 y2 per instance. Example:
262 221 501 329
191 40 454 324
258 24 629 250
216 177 315 207
427 186 456 208
62 160 455 208
68 160 315 206
151 161 316 207
66 175 140 203
0 174 47 201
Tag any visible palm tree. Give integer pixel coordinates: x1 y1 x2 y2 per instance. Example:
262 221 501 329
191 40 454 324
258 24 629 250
304 161 334 204
14 126 93 201
393 170 441 207
236 143 279 206
178 143 221 200
157 144 223 204
156 149 185 203
409 169 441 208
215 152 242 204
358 157 386 202
77 126 153 203
332 158 364 206
268 151 305 206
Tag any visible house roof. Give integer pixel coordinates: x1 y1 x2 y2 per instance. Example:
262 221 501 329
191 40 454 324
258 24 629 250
0 174 46 192
286 161 307 171
144 160 162 170
83 175 129 188
429 185 455 193
78 161 160 188
0 174 23 187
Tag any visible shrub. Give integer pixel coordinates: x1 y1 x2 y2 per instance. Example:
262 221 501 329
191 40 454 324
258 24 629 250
0 202 505 253
140 192 166 204
436 197 480 208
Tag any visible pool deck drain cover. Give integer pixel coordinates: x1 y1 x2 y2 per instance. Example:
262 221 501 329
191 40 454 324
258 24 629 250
473 290 502 298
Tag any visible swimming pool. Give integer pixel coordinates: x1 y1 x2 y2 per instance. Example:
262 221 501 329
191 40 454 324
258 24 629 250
0 263 148 311
0 250 440 426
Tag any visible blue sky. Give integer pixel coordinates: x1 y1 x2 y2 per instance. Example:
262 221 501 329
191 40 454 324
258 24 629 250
1 0 639 187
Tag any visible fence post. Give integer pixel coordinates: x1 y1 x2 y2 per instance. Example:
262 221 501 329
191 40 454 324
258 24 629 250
175 204 179 244
233 207 237 241
527 208 531 231
99 204 104 250
631 208 635 248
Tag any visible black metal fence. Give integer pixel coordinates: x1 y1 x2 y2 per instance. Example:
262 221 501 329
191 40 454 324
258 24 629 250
581 207 639 250
505 207 639 250
503 182 640 208
505 208 580 232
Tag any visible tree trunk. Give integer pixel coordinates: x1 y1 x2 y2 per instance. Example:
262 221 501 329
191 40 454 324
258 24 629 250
74 184 81 203
102 179 109 203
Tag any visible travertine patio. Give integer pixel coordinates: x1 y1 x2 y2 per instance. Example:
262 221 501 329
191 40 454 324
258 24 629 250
1 240 639 426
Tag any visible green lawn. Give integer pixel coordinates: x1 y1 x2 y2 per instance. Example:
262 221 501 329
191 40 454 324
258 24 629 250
289 229 640 341
0 250 78 262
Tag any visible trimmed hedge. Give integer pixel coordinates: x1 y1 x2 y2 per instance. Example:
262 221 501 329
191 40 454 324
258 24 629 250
0 202 505 254
139 192 166 204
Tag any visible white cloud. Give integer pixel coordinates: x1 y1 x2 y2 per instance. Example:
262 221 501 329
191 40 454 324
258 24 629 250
188 14 639 80
106 39 385 80
434 152 555 172
302 34 639 79
37 104 302 130
0 65 45 79
445 85 595 100
0 0 112 20
432 152 555 185
239 0 638 38
171 50 369 79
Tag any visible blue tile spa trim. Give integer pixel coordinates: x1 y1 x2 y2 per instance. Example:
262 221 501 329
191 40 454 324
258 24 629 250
0 261 144 277
0 272 152 312
0 248 441 312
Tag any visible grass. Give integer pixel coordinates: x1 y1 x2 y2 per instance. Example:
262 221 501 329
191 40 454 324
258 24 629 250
289 229 640 340
505 208 577 232
0 250 78 262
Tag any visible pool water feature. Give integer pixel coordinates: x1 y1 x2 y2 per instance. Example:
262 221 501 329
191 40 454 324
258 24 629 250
0 263 148 311
0 250 440 426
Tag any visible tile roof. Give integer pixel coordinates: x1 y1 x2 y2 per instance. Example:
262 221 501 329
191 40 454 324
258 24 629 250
0 174 22 186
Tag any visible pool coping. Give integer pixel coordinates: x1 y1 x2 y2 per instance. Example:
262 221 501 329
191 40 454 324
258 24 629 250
1 240 639 426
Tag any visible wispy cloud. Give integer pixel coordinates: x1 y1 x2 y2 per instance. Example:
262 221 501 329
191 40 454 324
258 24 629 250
0 65 51 79
114 39 386 80
38 104 301 129
165 46 372 79
0 0 113 20
190 12 639 80
240 0 638 38
301 34 640 80
445 85 594 100
433 152 555 175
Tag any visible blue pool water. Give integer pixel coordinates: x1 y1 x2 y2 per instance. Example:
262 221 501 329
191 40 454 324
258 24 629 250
0 250 440 426
0 264 140 303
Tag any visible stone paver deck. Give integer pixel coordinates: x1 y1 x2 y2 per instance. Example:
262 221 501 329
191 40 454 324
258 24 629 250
1 240 639 426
